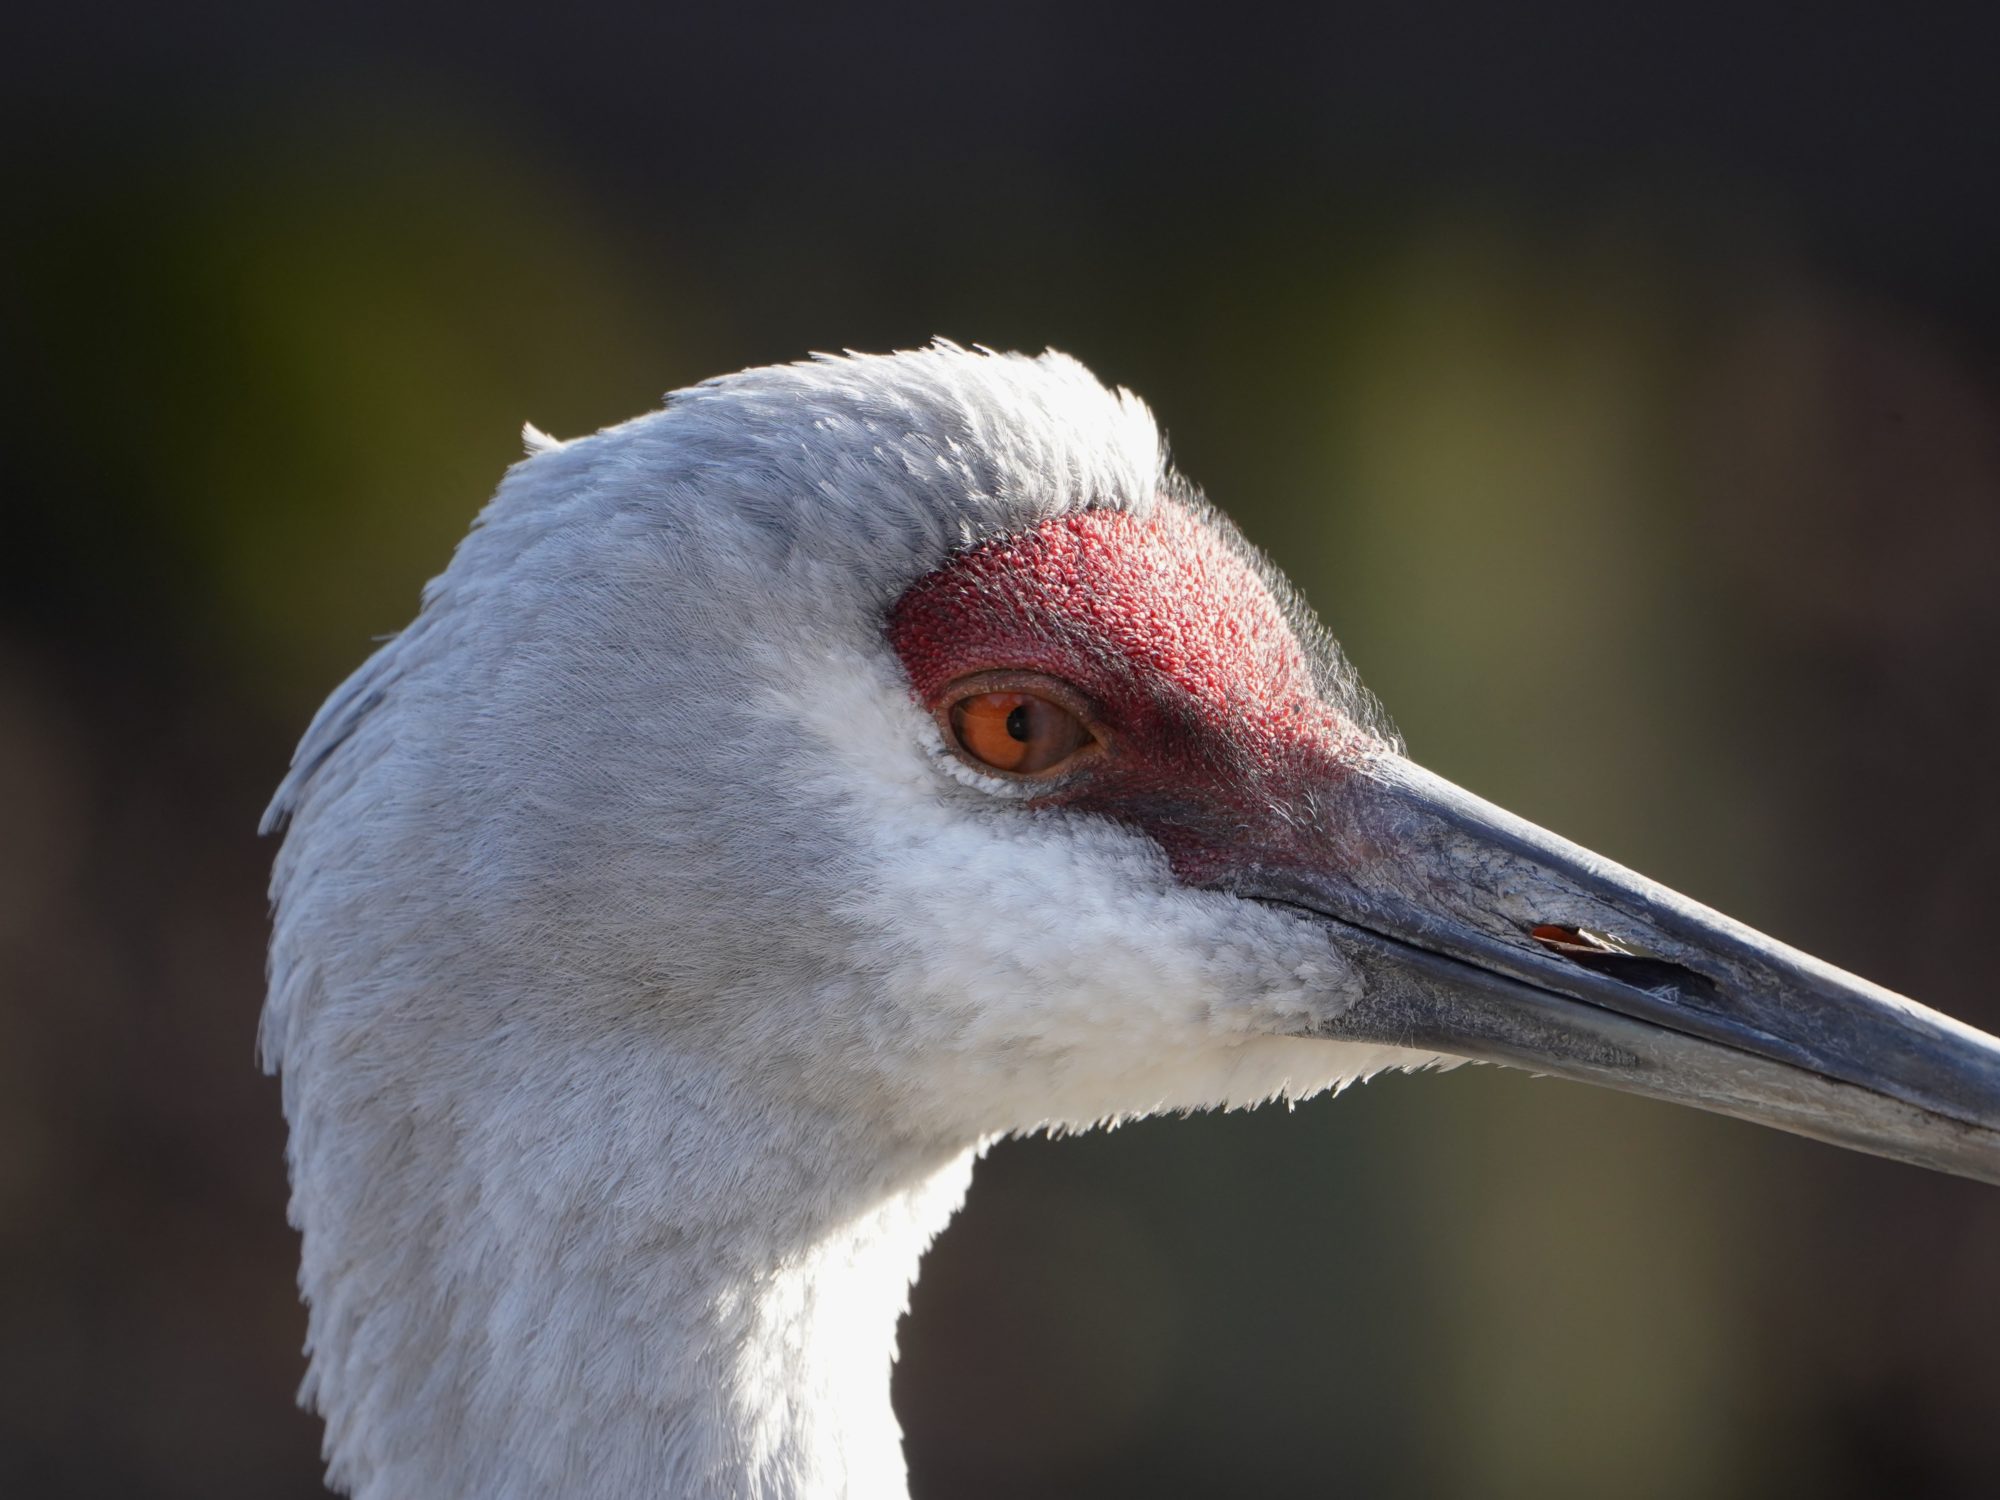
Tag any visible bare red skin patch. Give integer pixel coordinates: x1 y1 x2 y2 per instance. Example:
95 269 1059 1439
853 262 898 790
888 505 1380 885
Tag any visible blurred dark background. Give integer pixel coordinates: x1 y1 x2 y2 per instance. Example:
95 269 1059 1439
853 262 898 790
6 5 1999 1497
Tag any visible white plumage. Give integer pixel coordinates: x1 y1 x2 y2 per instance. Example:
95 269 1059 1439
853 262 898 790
264 346 1431 1499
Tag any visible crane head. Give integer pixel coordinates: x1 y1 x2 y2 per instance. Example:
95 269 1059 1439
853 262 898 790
268 342 2000 1185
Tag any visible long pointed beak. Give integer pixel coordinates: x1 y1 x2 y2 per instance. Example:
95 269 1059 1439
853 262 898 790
1243 754 2000 1185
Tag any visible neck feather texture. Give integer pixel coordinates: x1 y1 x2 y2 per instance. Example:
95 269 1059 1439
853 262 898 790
276 988 975 1500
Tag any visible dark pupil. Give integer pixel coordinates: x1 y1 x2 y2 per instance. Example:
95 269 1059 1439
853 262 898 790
1005 703 1032 742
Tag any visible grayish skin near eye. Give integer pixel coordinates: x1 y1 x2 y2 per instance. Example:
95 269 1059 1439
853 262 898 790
263 342 2000 1500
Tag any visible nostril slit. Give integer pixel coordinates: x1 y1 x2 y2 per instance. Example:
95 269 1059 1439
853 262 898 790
1530 923 1622 955
1529 923 1722 1006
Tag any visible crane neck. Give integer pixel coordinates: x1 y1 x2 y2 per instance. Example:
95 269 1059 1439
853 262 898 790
283 1004 975 1500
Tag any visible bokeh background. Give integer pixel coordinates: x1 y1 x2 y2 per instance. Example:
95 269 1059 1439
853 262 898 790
6 6 1999 1497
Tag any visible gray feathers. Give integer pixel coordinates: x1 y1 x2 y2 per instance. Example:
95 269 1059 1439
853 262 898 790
263 344 1414 1500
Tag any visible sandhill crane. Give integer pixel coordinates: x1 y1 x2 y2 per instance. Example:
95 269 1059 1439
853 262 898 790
263 344 2000 1500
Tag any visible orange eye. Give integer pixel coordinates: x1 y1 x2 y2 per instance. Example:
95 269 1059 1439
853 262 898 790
943 678 1099 776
